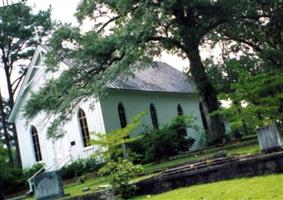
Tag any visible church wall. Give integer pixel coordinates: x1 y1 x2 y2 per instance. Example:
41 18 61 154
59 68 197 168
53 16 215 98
100 90 207 150
15 96 106 170
15 97 106 170
62 99 106 161
15 110 58 169
14 57 106 170
14 56 58 169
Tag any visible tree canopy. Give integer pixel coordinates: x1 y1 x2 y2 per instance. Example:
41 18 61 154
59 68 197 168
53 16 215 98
203 1 282 135
0 2 52 166
24 0 280 143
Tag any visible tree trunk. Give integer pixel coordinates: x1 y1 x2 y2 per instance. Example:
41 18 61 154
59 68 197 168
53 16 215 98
11 124 21 167
186 44 225 144
3 64 22 168
0 90 14 165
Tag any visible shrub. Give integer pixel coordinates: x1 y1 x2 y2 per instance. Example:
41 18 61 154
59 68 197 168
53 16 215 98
23 163 45 180
99 159 143 199
60 159 85 180
127 139 145 164
129 115 198 163
2 165 25 194
60 157 101 180
1 162 45 195
0 146 24 194
84 157 102 173
92 114 144 199
142 128 194 163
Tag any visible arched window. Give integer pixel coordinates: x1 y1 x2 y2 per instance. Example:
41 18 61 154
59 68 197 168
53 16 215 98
31 126 42 162
78 108 91 147
118 102 127 128
199 102 209 130
177 104 184 116
150 103 159 129
177 104 187 135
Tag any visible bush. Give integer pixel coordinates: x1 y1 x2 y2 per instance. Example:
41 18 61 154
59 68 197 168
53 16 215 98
23 163 45 180
0 146 29 194
84 157 103 173
60 159 85 180
60 157 101 180
128 115 198 163
2 165 25 194
99 159 143 199
1 162 44 195
127 139 145 164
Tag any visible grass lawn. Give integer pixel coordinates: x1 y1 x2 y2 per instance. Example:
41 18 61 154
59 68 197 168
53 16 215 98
143 143 259 173
19 142 260 199
61 143 259 197
63 175 107 197
132 173 283 200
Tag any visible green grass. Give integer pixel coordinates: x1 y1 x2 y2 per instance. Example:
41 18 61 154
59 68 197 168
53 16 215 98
20 175 108 200
132 173 283 200
63 175 107 197
60 143 259 197
20 142 260 199
143 143 259 173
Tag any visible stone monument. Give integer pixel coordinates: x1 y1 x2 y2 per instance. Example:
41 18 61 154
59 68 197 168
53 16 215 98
257 124 282 152
34 171 64 200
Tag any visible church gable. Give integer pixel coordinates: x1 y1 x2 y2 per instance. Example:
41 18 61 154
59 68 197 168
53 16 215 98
8 45 48 122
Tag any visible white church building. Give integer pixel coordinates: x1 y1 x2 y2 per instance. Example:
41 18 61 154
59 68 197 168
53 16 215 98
9 45 208 171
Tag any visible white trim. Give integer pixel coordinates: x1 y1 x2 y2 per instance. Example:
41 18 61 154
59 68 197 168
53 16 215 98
8 45 47 122
82 145 94 152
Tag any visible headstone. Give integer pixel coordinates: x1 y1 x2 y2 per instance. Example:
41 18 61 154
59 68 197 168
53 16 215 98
34 171 64 200
257 124 282 152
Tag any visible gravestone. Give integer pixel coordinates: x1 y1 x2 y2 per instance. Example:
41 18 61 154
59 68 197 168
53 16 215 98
257 124 282 152
34 171 64 200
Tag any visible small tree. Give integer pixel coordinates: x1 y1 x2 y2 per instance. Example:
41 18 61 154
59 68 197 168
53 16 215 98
99 158 143 199
92 113 144 199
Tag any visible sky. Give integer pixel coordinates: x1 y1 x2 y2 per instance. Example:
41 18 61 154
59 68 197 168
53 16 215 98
0 0 196 97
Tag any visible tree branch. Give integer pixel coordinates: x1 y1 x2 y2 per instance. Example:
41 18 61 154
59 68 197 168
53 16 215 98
220 32 262 53
11 69 27 95
96 15 120 34
8 40 27 75
148 36 189 54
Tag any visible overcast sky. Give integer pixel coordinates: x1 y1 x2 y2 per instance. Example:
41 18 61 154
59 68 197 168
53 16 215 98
27 0 80 24
0 0 190 97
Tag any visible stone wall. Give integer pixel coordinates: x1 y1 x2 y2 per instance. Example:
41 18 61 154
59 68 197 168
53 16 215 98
135 151 283 195
66 190 114 200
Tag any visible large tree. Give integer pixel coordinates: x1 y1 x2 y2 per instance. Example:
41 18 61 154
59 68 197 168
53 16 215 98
203 0 282 135
24 0 271 144
0 2 52 166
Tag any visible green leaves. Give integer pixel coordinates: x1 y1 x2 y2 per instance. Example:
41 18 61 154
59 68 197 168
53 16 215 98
0 3 52 48
92 112 144 160
92 113 144 199
98 158 143 199
216 71 283 131
24 0 281 141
